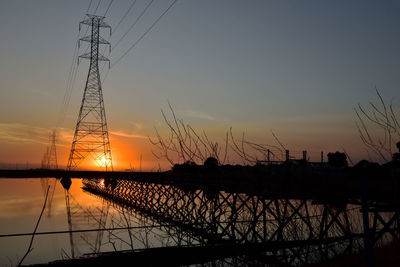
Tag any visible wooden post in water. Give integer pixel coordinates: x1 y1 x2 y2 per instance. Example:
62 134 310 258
362 175 372 267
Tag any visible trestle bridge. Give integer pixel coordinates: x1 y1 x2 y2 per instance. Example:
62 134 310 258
2 166 400 266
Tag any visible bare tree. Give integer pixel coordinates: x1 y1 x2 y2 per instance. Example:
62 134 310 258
229 128 286 164
149 102 229 166
355 88 400 162
149 103 288 167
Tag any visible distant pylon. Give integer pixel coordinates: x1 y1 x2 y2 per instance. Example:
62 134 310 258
41 130 58 169
40 129 58 217
67 14 113 171
48 130 58 169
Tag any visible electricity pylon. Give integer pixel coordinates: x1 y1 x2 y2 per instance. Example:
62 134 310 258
41 130 58 169
67 14 113 171
48 130 58 169
40 130 58 217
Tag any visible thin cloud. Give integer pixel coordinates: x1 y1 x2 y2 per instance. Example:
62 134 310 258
53 128 74 147
0 122 49 145
183 110 215 121
130 122 143 131
110 130 148 139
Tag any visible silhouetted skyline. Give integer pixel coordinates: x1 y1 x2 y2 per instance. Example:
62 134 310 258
1 0 400 169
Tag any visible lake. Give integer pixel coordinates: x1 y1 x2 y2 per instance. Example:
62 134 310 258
0 178 175 266
0 176 398 266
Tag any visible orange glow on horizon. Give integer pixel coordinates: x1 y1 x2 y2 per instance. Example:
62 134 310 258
107 135 168 171
57 135 170 171
51 128 369 171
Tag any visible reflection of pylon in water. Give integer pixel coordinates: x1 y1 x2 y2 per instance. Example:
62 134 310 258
64 188 109 258
40 178 57 217
64 189 75 258
40 130 58 217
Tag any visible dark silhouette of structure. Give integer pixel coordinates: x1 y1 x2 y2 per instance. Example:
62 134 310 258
67 14 113 171
41 130 58 169
327 151 348 167
204 156 218 168
40 130 58 217
393 142 400 161
81 177 400 266
63 14 112 259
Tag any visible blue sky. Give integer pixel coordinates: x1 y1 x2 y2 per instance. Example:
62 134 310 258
1 0 400 168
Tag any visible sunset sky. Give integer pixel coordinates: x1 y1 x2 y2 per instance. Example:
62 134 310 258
1 0 400 170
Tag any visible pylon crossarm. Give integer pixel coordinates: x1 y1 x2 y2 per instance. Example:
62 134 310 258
79 36 110 45
79 53 110 62
80 19 110 29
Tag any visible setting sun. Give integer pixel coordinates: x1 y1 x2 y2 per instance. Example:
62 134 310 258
1 1 400 266
95 156 111 168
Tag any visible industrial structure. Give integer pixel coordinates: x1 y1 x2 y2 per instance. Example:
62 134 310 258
67 14 113 171
41 130 58 169
63 14 113 258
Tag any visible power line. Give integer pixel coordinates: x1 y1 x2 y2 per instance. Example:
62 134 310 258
0 219 275 238
114 0 138 34
58 0 109 127
94 0 102 14
60 0 179 124
102 0 178 83
64 1 99 98
103 0 114 16
56 41 79 127
56 0 97 128
86 0 93 14
99 0 139 75
113 0 155 51
0 225 171 238
111 0 178 68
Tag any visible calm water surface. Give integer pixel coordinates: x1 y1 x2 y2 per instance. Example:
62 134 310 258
1 177 396 266
0 178 165 266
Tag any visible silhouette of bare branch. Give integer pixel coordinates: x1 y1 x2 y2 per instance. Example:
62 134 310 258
150 103 290 166
355 88 400 162
18 186 50 266
149 103 229 166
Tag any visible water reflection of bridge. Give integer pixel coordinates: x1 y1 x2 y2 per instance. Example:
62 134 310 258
81 177 400 266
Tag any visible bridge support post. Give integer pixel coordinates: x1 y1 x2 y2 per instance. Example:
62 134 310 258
362 176 372 267
303 150 307 161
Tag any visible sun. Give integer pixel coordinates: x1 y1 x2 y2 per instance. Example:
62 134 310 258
96 156 111 168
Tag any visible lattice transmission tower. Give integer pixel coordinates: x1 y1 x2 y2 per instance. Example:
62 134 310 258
40 129 58 217
67 14 113 171
41 129 58 169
